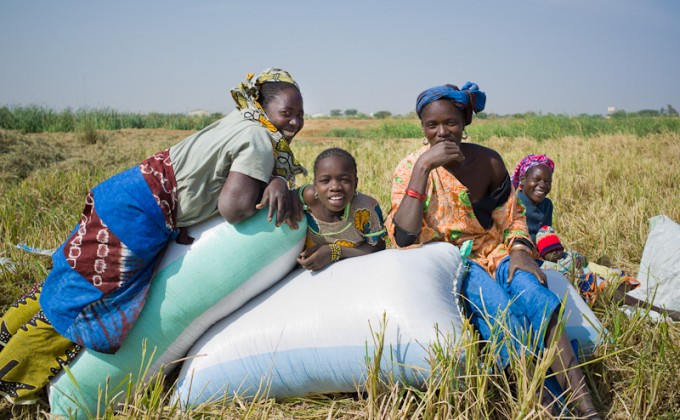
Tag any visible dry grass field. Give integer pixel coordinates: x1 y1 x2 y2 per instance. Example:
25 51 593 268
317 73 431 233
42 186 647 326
1 117 679 419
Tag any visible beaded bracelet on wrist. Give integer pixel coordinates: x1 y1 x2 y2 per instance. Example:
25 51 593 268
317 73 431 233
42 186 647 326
329 243 342 262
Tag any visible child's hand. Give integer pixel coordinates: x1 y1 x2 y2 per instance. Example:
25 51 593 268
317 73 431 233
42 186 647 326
297 245 333 271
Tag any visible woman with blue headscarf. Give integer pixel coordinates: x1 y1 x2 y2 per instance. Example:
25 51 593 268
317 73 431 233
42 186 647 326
385 83 600 418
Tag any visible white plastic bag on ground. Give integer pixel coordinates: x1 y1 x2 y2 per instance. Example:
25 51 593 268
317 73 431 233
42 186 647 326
628 214 680 312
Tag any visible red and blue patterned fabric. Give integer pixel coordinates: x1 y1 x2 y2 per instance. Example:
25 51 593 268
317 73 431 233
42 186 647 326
40 150 178 353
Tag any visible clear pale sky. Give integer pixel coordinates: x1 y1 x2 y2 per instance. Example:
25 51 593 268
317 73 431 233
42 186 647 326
2 0 679 117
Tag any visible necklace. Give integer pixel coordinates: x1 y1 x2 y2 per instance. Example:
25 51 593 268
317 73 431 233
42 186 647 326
307 202 353 237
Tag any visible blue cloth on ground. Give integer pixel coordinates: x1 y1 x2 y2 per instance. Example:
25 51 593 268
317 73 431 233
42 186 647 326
40 166 174 353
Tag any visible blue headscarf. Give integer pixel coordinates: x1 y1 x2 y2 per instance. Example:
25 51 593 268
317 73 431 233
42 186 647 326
415 82 486 125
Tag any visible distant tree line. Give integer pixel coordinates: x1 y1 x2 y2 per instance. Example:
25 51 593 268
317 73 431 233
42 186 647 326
610 104 678 118
324 105 679 120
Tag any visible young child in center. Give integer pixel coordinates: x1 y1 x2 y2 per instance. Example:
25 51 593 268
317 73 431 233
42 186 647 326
296 148 386 271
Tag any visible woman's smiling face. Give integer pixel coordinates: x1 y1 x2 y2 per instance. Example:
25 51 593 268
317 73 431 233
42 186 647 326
261 86 305 142
420 100 465 147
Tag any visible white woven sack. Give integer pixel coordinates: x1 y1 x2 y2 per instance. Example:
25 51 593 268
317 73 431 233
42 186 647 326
174 244 604 406
174 242 467 404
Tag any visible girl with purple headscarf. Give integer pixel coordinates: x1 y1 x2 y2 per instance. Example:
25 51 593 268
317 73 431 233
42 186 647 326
512 154 555 242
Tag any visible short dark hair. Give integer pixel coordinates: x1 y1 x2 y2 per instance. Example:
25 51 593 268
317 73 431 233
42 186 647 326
313 148 357 175
258 82 300 110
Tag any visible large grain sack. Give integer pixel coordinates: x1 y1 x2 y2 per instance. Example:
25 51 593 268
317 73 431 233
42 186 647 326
48 209 306 419
628 214 680 312
173 242 467 405
173 245 603 406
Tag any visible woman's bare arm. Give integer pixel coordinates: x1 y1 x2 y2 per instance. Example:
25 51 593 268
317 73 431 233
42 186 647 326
218 171 265 224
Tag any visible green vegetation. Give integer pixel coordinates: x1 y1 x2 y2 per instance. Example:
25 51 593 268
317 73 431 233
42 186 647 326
366 121 424 139
0 131 66 184
1 120 680 418
321 114 680 141
3 106 678 141
372 110 392 119
0 105 221 133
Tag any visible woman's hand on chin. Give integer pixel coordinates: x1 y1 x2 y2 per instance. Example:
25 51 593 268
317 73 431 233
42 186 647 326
421 140 465 170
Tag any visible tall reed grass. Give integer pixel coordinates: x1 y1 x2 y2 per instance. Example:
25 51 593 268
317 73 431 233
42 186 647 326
321 115 680 142
0 106 221 133
1 119 679 418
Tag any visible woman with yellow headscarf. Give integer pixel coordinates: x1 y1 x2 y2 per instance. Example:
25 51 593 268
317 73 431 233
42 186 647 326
0 68 307 405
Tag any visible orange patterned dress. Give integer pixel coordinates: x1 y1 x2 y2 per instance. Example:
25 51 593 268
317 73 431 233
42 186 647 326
385 146 532 277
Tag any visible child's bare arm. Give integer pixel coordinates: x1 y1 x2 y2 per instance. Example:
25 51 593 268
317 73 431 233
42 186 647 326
297 239 385 271
297 245 332 271
337 239 385 259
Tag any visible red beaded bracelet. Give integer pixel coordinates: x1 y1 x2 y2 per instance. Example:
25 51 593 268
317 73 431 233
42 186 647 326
405 188 427 201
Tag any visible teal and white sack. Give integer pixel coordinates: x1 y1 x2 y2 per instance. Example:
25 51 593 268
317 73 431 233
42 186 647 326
49 209 305 419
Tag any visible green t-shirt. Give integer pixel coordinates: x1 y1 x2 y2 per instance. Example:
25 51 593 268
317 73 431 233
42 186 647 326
169 110 275 227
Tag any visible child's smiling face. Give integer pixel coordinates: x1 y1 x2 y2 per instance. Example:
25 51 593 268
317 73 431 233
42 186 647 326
313 155 358 215
521 164 553 204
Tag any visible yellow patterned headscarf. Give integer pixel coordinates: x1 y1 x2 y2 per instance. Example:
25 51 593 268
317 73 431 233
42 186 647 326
230 68 307 185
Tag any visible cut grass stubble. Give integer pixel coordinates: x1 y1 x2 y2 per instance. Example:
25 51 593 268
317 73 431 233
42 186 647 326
1 120 679 418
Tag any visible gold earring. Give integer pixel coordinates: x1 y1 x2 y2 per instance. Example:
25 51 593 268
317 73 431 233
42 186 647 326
462 131 468 140
421 137 428 145
314 191 318 200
